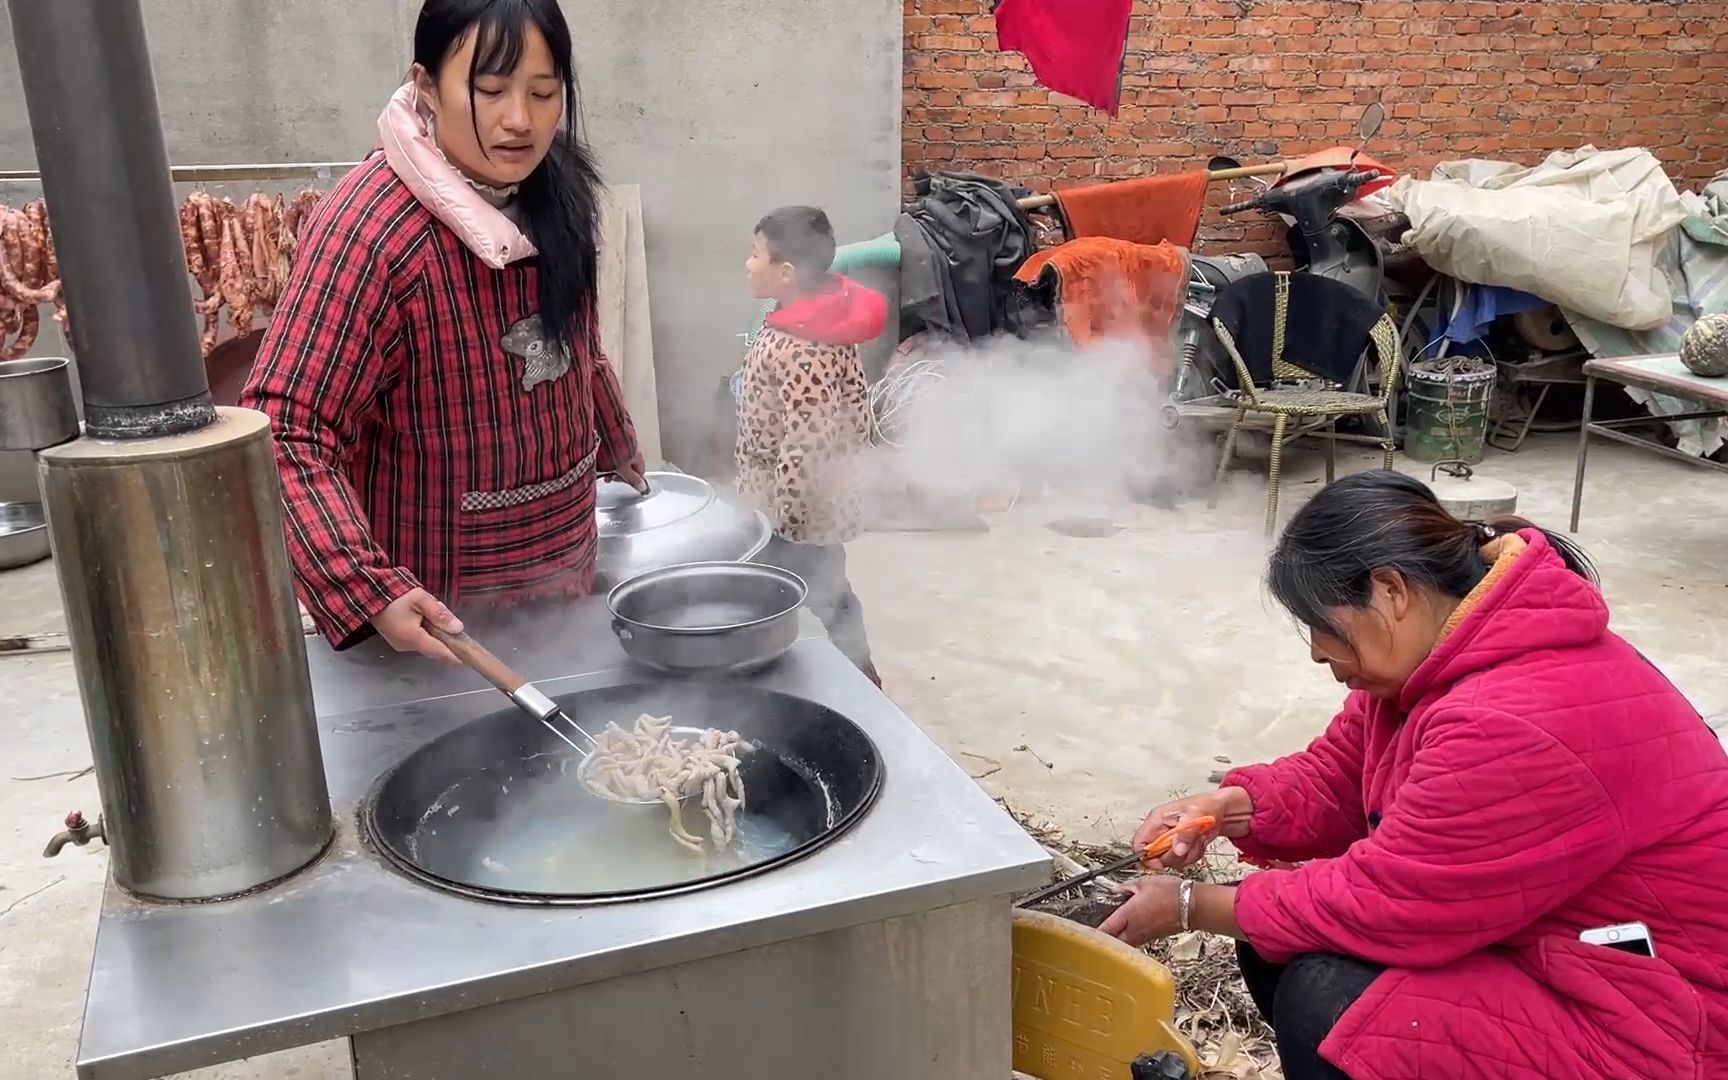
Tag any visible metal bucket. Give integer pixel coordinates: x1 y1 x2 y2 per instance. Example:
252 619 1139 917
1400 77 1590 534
1404 360 1495 464
38 409 333 900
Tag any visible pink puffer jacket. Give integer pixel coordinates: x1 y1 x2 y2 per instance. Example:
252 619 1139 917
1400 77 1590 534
1224 531 1728 1079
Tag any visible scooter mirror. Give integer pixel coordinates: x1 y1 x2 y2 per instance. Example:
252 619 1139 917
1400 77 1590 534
1357 102 1386 146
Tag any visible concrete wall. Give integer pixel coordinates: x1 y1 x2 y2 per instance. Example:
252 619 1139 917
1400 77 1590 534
0 0 902 499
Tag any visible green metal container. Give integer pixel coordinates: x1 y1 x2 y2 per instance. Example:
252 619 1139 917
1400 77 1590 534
1404 360 1496 464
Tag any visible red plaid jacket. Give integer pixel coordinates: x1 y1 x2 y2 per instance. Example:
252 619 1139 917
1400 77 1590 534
242 156 639 648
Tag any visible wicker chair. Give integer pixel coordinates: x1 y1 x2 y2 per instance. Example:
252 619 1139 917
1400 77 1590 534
1207 272 1402 535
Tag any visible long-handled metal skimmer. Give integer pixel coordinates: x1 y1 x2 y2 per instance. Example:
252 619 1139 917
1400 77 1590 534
426 626 599 757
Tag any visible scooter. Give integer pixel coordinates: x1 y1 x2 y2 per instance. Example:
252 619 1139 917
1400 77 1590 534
1161 104 1417 429
1217 102 1398 306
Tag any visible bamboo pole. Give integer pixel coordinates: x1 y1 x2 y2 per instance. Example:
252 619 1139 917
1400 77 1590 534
1015 161 1288 210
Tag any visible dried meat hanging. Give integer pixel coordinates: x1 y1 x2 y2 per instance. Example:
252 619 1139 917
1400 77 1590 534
180 186 325 355
0 200 61 359
182 192 226 356
2 185 328 360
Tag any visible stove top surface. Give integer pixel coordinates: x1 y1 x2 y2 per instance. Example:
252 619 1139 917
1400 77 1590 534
77 602 1049 1080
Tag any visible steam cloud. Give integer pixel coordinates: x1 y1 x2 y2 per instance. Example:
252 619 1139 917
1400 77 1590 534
859 330 1208 512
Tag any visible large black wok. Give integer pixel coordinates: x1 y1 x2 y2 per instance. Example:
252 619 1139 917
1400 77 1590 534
361 682 883 905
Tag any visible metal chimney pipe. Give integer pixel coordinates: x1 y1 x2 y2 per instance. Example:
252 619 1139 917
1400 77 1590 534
10 0 334 900
8 0 215 439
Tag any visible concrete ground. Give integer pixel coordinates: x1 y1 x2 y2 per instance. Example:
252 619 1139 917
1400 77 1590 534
2 434 1725 1078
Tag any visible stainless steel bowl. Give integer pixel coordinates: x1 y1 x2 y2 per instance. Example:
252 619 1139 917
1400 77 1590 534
0 356 80 451
0 501 50 570
608 562 807 675
595 472 770 591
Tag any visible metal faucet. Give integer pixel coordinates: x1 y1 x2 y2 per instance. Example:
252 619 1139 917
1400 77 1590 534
44 810 106 857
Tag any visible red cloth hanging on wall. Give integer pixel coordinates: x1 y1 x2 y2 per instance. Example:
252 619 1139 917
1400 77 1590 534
993 0 1135 116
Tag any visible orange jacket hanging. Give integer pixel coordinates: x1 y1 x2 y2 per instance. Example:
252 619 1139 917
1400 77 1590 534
1014 237 1191 371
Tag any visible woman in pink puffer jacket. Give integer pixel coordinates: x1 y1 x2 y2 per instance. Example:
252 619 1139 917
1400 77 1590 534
1100 471 1728 1079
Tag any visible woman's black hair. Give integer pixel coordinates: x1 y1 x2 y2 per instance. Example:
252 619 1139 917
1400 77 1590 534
1267 470 1596 641
414 0 602 359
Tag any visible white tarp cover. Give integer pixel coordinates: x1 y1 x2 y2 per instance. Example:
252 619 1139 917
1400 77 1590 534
1384 146 1689 330
1565 170 1728 456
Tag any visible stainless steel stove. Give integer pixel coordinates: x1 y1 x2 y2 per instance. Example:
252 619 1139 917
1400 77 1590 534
76 602 1049 1079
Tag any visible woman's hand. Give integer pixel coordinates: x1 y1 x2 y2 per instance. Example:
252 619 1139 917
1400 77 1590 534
607 451 649 494
371 588 464 665
1099 879 1243 945
1098 877 1184 947
1133 786 1255 870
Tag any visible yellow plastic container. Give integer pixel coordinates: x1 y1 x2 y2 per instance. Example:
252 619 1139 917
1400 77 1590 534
1011 909 1202 1079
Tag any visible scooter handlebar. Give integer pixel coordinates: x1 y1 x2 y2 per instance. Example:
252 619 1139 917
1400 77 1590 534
1219 167 1382 217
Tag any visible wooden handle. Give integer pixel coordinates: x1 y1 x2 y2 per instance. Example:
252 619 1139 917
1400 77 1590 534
1014 162 1289 210
1210 162 1289 181
425 624 526 694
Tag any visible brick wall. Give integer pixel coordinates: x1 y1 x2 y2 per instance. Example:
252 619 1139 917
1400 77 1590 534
903 0 1728 255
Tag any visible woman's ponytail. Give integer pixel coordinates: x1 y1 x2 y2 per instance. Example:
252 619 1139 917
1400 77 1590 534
1483 515 1597 583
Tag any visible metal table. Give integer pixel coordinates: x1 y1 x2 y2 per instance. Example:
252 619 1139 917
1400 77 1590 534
76 601 1049 1079
1570 354 1728 531
1486 351 1587 453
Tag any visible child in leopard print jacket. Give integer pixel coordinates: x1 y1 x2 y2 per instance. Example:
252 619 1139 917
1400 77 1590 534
736 206 886 686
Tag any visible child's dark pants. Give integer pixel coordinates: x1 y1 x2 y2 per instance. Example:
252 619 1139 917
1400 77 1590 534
758 536 876 682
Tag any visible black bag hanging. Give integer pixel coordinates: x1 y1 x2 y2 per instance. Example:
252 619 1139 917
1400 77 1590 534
896 170 1036 343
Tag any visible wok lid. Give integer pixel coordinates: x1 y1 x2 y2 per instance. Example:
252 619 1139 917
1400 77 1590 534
595 472 771 590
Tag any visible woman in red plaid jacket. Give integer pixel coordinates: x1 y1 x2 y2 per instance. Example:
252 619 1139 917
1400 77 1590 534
243 0 643 662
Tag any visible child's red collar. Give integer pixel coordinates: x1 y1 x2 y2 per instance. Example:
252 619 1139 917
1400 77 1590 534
765 275 888 346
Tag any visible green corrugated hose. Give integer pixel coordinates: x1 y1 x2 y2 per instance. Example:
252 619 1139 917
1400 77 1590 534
834 231 902 274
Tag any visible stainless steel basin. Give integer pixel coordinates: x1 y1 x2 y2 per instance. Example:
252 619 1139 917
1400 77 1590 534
608 561 806 675
0 501 50 569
